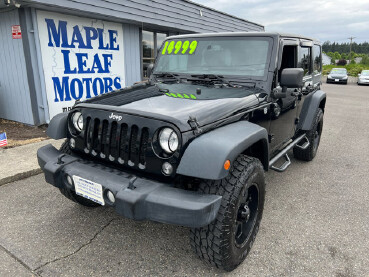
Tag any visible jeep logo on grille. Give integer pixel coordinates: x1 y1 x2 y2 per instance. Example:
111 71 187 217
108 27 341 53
109 112 122 121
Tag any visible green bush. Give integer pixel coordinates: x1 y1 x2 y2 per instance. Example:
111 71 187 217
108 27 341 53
323 64 369 76
361 55 369 65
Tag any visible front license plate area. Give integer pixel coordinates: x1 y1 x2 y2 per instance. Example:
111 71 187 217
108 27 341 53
73 176 105 205
335 79 339 82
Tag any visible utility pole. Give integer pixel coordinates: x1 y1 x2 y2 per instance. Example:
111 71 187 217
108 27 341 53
348 37 356 62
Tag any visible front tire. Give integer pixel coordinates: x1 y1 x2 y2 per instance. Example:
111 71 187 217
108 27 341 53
58 140 100 207
190 155 265 271
293 108 324 161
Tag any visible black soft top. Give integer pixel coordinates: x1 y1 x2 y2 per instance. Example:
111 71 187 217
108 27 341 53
167 32 320 45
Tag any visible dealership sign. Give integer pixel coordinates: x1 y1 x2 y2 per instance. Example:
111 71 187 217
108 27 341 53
36 11 125 119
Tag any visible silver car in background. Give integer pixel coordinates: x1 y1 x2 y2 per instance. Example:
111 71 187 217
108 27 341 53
357 70 369 85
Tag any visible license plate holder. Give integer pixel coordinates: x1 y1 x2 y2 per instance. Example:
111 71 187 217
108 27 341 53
73 176 105 205
335 79 339 82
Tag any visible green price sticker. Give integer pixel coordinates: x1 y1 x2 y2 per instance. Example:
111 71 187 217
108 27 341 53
162 40 198 55
164 92 197 100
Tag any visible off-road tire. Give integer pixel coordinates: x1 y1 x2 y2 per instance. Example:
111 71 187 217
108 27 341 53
293 108 324 161
58 140 100 207
190 155 265 271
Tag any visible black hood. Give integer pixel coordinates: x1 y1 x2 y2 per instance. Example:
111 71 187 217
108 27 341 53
78 83 262 132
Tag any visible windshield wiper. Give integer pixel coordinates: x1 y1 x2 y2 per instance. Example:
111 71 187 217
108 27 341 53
189 74 231 86
153 72 180 83
189 74 257 88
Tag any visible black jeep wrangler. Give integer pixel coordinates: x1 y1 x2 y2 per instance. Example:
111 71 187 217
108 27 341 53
38 32 326 271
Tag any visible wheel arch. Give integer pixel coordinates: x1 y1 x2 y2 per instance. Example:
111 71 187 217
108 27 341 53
176 121 269 180
298 90 326 131
46 112 68 139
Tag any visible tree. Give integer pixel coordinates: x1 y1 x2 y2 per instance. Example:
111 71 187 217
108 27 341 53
361 55 369 65
322 41 369 55
350 51 358 59
341 53 348 60
334 52 341 60
327 52 334 59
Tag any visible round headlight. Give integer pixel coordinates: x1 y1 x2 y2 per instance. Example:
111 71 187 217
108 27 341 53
72 112 83 132
159 128 179 153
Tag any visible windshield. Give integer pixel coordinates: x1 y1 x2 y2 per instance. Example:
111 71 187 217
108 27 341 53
154 37 272 79
330 69 347 74
361 71 369 76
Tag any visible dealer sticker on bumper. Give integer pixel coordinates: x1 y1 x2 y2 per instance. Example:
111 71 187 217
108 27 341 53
73 176 105 205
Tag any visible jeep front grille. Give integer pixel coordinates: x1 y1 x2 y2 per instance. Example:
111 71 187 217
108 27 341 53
84 116 150 168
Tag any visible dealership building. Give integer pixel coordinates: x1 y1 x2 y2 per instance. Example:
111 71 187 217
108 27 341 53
0 0 264 125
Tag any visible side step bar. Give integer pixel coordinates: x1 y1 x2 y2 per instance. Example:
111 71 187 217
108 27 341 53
269 134 309 172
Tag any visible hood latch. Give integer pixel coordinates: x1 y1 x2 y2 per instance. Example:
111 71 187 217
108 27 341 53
187 116 202 135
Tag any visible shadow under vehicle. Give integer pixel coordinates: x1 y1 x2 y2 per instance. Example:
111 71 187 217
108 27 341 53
37 32 326 271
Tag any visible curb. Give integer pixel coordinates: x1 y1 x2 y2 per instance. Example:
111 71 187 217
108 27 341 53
0 139 63 187
0 168 42 187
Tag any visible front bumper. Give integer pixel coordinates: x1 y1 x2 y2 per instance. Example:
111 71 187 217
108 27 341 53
358 79 369 85
37 144 222 228
327 77 347 84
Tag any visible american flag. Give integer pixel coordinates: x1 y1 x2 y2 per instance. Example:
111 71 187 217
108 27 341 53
0 132 8 147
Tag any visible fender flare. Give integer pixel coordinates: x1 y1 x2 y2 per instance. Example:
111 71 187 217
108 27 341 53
46 112 68 139
298 90 326 131
176 121 269 180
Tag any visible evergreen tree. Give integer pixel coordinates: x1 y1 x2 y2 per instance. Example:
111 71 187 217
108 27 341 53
322 41 369 55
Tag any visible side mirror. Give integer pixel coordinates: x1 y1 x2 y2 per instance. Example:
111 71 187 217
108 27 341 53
358 74 361 77
147 64 154 78
280 68 304 89
273 68 304 99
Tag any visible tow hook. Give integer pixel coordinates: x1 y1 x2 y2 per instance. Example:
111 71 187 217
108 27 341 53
57 154 67 165
128 176 137 190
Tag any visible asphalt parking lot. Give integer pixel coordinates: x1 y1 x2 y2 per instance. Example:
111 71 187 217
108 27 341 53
1 83 368 277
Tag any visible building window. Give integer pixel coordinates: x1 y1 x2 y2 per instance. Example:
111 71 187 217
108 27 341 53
142 30 167 78
156 33 167 53
142 30 155 78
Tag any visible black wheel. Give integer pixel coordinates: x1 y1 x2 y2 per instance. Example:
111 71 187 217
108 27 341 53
293 108 324 161
271 102 281 119
58 140 100 207
190 155 265 271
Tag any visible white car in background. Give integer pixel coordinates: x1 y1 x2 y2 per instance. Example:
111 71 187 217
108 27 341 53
357 70 369 85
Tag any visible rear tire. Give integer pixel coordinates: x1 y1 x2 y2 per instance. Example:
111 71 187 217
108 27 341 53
190 155 265 271
293 108 324 161
58 140 100 207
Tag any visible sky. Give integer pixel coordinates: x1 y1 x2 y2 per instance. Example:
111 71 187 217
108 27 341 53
192 0 369 43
